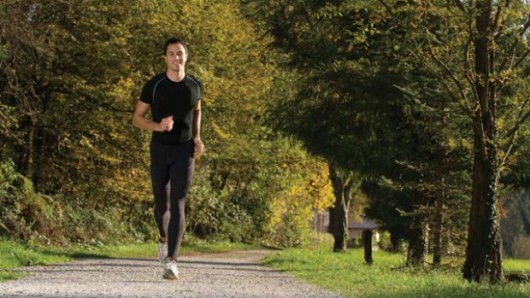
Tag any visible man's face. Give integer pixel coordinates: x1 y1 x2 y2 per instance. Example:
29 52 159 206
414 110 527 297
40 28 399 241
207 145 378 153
165 43 187 72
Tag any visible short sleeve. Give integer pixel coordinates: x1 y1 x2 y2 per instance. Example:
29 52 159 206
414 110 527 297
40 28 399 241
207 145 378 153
139 80 153 104
198 79 204 99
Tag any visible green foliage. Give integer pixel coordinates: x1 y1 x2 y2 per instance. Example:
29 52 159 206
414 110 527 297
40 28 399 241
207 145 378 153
248 0 475 259
2 0 525 266
0 0 327 249
0 159 64 243
501 191 530 258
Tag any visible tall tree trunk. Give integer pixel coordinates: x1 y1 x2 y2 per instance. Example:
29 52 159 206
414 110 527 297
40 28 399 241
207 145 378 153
433 79 448 268
463 119 504 282
328 162 351 252
31 125 46 189
407 220 427 267
21 116 36 178
463 1 504 282
389 231 402 252
19 115 45 189
432 180 444 267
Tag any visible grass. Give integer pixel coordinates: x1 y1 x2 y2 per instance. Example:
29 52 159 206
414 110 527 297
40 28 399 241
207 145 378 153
2 237 528 297
0 240 72 281
262 246 530 298
504 258 530 274
0 238 260 282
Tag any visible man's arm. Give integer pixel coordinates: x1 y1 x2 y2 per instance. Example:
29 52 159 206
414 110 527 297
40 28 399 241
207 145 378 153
192 100 204 157
192 100 201 139
132 100 173 132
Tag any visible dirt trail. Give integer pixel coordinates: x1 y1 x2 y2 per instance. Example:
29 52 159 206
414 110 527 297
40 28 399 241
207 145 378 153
0 250 346 298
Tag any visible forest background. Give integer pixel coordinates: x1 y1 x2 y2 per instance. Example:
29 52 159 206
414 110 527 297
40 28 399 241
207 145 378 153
1 0 529 283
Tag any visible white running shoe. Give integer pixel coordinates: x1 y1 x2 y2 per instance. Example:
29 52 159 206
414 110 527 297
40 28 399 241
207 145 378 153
163 257 178 280
158 241 167 264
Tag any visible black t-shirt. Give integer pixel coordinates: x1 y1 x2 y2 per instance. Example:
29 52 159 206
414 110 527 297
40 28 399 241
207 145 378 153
140 73 203 145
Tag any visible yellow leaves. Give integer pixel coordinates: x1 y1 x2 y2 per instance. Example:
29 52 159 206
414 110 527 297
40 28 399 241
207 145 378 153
497 118 506 131
212 123 233 140
444 137 472 152
461 138 473 151
446 137 458 151
307 161 335 211
261 153 335 247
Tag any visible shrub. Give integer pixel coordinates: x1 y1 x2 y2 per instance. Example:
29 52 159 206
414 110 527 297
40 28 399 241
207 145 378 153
0 159 65 244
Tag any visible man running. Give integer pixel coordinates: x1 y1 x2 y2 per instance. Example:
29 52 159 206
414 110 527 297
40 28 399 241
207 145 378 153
132 37 204 280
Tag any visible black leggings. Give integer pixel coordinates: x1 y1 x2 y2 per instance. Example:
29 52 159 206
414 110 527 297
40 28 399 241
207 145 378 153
150 140 195 259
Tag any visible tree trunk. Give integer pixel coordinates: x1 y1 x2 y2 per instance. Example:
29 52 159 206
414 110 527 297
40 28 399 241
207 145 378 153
328 162 351 252
31 125 47 189
432 181 444 267
463 120 504 282
389 231 402 252
21 117 36 179
19 115 45 189
463 1 504 282
328 202 348 252
407 221 427 267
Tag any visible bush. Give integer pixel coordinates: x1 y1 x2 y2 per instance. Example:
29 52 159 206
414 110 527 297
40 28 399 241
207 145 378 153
0 159 65 244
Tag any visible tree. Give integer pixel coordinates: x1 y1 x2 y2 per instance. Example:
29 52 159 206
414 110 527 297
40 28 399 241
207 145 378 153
406 0 530 282
327 164 356 251
246 1 472 262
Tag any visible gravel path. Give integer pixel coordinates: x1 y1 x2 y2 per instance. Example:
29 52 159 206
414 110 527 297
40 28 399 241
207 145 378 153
0 250 345 298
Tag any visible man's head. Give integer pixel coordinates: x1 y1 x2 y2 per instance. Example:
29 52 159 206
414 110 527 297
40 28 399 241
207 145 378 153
164 37 188 73
164 37 187 55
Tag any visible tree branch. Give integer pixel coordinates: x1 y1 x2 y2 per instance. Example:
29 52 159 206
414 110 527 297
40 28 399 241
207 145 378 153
511 48 530 70
425 32 474 115
464 29 479 105
453 0 466 12
493 0 510 40
439 80 474 117
377 0 393 16
499 14 530 71
504 101 530 141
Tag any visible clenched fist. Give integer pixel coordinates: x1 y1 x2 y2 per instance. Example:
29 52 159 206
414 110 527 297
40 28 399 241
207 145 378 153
159 116 174 132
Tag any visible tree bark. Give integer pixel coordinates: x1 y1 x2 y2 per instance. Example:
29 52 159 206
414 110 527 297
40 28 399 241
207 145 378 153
20 116 36 178
328 162 352 252
389 231 402 252
463 119 504 282
406 221 427 267
432 181 444 267
463 0 504 282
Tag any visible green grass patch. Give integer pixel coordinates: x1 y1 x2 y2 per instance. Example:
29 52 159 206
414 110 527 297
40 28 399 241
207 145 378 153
504 258 530 274
67 239 261 259
263 247 530 298
0 240 71 281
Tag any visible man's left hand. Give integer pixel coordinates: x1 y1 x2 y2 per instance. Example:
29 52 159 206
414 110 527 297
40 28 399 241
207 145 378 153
194 138 204 158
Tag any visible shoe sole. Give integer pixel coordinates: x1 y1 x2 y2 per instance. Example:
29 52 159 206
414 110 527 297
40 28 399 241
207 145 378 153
163 272 178 280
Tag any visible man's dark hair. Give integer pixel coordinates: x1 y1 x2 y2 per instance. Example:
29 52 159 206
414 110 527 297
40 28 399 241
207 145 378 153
164 37 187 55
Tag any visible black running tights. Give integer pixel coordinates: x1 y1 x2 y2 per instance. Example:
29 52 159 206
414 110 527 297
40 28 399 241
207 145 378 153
150 140 194 259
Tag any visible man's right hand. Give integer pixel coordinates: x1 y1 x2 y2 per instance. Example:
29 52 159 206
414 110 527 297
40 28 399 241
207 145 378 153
159 116 174 132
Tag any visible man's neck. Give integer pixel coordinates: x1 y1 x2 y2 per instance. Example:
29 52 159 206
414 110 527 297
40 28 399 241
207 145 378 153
166 69 185 82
